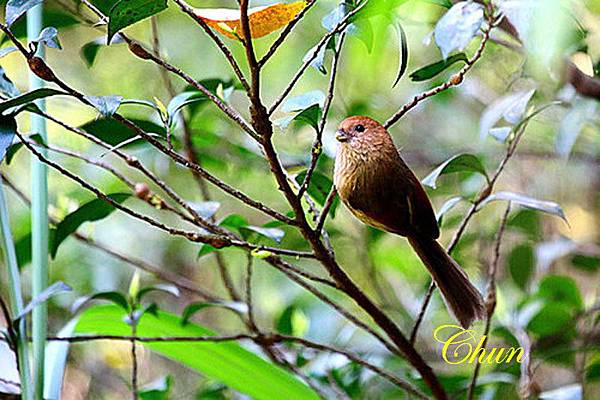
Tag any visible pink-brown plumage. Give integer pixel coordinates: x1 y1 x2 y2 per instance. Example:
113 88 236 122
334 116 485 328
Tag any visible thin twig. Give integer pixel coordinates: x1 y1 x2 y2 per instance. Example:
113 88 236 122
384 13 496 129
467 202 511 400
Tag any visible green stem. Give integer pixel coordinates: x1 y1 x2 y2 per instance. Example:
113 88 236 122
0 180 33 400
27 4 49 399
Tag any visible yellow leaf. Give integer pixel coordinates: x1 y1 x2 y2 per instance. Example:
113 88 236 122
194 1 307 40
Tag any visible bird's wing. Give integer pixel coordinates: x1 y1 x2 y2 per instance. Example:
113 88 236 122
406 175 440 239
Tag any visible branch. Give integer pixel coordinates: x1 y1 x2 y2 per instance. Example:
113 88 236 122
467 202 511 400
384 14 495 129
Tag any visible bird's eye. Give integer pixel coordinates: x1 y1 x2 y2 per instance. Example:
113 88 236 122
355 124 365 132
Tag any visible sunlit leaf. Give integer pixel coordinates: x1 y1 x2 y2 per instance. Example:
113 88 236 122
434 1 484 58
480 191 568 224
86 95 123 117
15 282 72 321
276 305 309 336
51 194 131 258
410 52 467 81
435 196 463 225
527 303 572 338
190 201 220 220
107 0 168 43
479 90 535 140
35 27 62 50
136 284 180 303
539 384 582 400
76 305 320 399
242 226 285 243
139 376 172 400
0 115 17 163
555 99 596 159
5 0 43 26
2 10 78 44
0 67 20 98
194 1 307 40
422 153 488 189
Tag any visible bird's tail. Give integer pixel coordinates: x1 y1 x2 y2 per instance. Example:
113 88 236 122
408 234 485 328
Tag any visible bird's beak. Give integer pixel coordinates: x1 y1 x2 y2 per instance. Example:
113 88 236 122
335 129 349 142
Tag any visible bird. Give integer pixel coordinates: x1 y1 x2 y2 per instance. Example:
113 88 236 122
333 116 485 328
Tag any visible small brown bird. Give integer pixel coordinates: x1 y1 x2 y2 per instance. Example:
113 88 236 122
334 116 485 328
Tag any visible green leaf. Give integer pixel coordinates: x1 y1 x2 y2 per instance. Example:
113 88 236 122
507 209 540 240
276 305 309 336
80 36 124 67
410 53 468 81
219 214 249 230
537 275 583 312
570 254 600 272
71 291 130 314
2 9 78 41
508 244 535 290
393 22 408 87
197 244 217 258
139 376 172 400
586 359 600 381
527 303 573 338
5 133 44 165
480 191 568 224
78 117 165 146
15 281 72 321
51 193 130 258
422 153 488 189
181 301 247 325
107 0 168 43
294 170 339 215
0 88 68 115
241 226 286 244
5 0 43 26
75 305 320 400
0 115 17 163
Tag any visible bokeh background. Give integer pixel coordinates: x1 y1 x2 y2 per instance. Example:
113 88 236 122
1 0 599 398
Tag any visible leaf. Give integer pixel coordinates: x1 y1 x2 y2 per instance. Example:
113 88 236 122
527 303 573 338
219 214 249 230
282 91 325 112
80 36 124 67
422 153 488 189
86 95 123 117
435 196 463 225
1 9 79 44
15 282 72 321
294 170 339 213
0 88 68 115
508 244 535 290
181 301 247 325
5 0 44 27
555 100 597 159
15 232 31 268
76 305 319 399
198 244 217 258
194 1 307 40
136 284 180 303
434 1 484 59
190 201 220 220
241 226 285 243
79 117 165 147
393 22 408 87
570 254 600 273
0 67 20 98
479 90 536 140
276 305 309 336
409 52 468 81
479 191 568 224
51 193 131 258
586 360 600 381
139 376 172 400
537 275 583 311
107 0 168 43
539 384 582 400
303 38 333 74
0 115 17 163
0 46 18 58
44 318 78 400
71 291 130 314
5 133 44 165
35 27 62 50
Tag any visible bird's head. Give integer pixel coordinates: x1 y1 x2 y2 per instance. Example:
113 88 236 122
335 116 389 148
